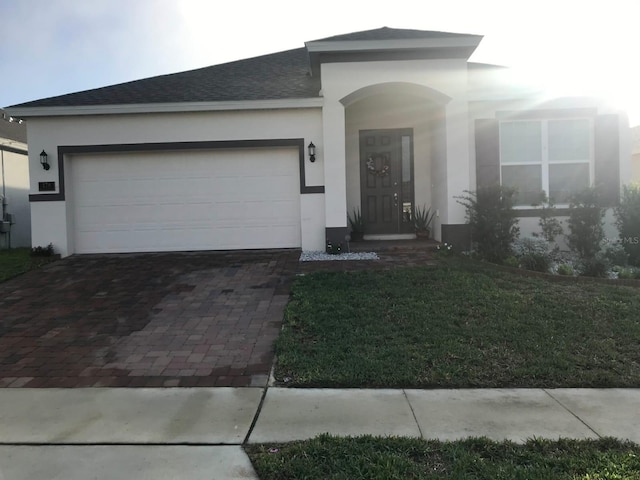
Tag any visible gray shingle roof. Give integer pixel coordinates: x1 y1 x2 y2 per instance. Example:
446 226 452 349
310 26 479 42
10 48 319 108
9 27 480 110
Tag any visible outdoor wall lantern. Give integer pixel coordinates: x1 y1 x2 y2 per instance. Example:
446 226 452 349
308 142 316 162
40 150 50 170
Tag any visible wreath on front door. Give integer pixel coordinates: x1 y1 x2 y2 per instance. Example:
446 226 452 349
366 156 390 177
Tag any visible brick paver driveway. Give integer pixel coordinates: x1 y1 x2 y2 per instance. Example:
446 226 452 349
0 250 299 388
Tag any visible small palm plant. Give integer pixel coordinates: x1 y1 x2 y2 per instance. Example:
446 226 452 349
414 205 435 239
348 207 365 241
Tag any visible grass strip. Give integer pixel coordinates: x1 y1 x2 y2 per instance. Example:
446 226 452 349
246 434 640 480
0 248 56 283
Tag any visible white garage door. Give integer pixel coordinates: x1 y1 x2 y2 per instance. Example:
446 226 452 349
70 148 301 254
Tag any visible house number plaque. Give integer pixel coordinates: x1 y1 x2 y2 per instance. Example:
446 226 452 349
38 181 56 192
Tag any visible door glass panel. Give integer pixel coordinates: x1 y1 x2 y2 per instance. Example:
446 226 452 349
401 135 412 224
401 136 411 182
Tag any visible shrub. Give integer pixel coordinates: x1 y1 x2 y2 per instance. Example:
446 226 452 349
556 263 574 276
615 184 640 266
435 242 454 257
347 208 364 234
616 267 637 279
456 185 519 263
531 191 563 244
503 256 519 268
520 253 552 272
512 237 553 272
566 187 604 260
603 242 629 267
30 243 54 257
512 237 551 257
579 255 610 278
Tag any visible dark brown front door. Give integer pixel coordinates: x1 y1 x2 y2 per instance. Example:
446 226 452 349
360 129 414 235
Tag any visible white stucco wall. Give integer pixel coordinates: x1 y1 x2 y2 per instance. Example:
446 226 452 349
344 93 435 219
320 59 471 235
430 110 448 237
0 146 31 247
633 153 640 183
26 107 324 256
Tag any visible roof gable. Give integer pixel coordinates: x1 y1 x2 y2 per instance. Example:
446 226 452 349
305 27 482 76
310 26 477 42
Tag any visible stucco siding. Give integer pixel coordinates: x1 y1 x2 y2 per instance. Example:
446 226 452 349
632 153 640 183
345 93 435 221
0 148 31 247
27 108 325 256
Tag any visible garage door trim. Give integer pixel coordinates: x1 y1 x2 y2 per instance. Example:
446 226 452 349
29 138 325 202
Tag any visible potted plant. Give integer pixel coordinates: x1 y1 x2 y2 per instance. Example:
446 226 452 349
348 207 365 242
414 205 435 240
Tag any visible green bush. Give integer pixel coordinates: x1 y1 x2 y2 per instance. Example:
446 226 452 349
30 243 54 257
512 237 553 272
503 256 519 268
566 187 604 260
520 253 552 272
603 242 629 266
616 267 637 279
556 264 574 276
532 191 563 244
580 255 610 278
457 185 520 264
615 184 640 266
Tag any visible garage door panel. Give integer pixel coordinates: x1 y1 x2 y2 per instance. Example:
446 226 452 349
71 148 301 253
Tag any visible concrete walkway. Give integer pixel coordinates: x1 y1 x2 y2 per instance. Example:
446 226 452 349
0 387 638 479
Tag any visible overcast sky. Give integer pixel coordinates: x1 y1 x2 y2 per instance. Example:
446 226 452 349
1 0 638 125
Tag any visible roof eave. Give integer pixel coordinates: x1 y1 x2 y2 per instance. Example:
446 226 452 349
305 36 482 53
6 97 324 119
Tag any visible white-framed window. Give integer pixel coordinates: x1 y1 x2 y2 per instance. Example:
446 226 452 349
499 118 593 206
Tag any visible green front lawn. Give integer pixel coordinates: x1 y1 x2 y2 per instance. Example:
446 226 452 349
0 248 35 282
275 260 640 388
0 248 55 283
247 435 640 480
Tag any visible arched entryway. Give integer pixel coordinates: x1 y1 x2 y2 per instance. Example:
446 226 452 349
341 82 449 239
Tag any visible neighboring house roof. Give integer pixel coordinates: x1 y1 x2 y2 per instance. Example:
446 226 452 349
7 27 484 111
0 109 27 143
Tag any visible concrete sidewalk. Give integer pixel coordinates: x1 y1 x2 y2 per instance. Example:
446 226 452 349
0 387 638 479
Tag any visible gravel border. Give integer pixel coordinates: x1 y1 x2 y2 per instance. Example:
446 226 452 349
300 251 379 262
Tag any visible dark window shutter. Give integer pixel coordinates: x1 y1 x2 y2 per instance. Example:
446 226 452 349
594 114 620 206
475 119 500 189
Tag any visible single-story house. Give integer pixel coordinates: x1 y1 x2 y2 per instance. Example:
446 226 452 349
0 109 30 248
5 27 631 257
